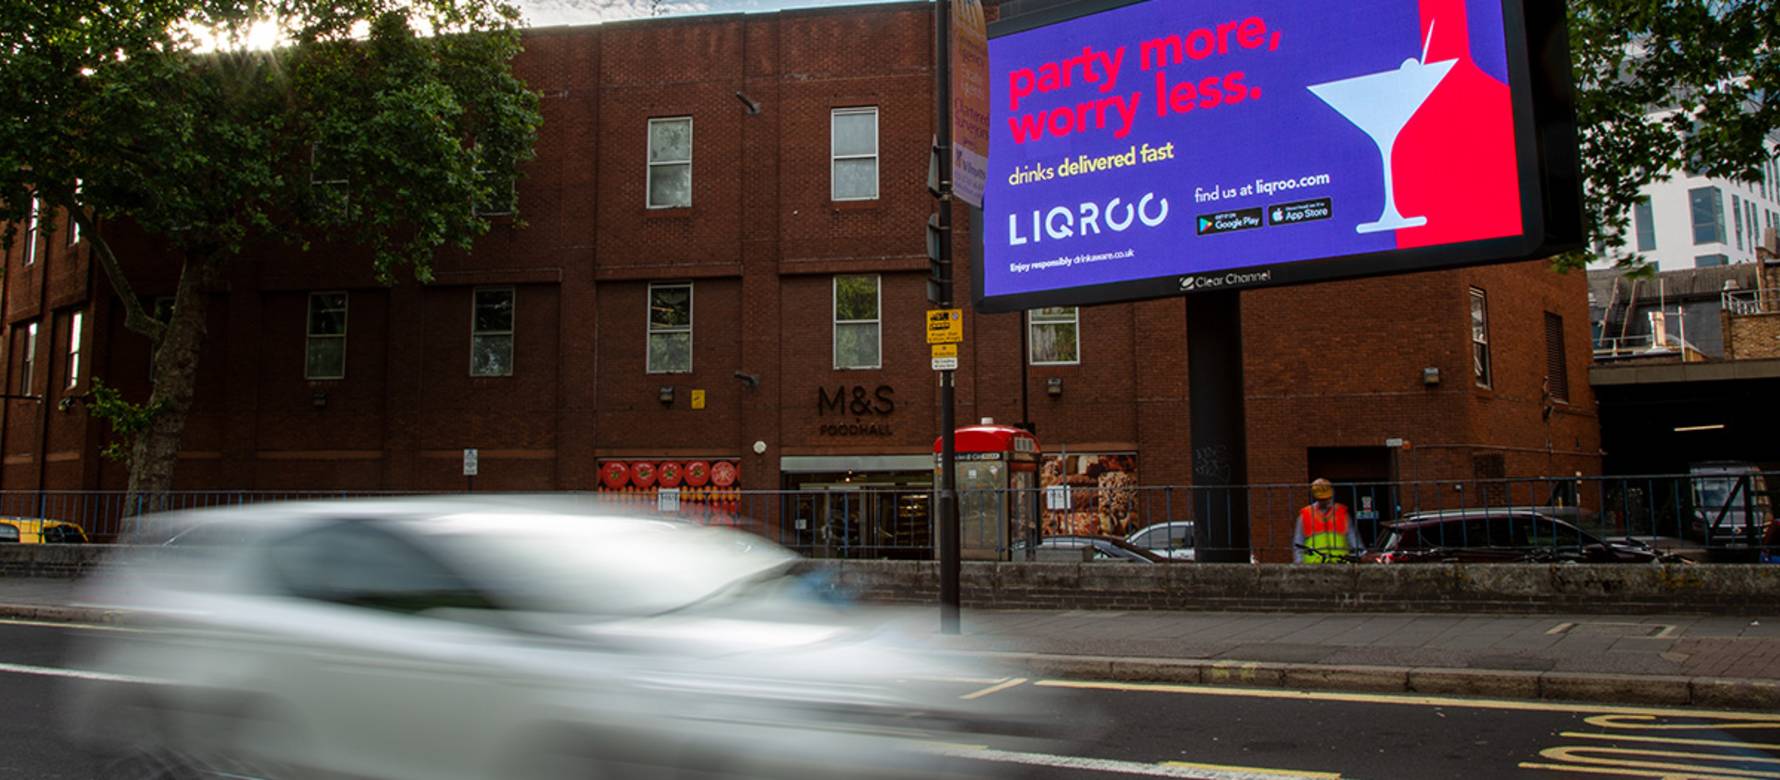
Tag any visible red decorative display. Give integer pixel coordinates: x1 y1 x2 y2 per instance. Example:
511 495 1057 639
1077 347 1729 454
601 461 630 490
711 461 738 488
657 461 684 488
684 461 711 487
630 461 658 488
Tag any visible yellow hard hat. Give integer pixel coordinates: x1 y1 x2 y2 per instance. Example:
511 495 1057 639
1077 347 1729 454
1310 478 1334 500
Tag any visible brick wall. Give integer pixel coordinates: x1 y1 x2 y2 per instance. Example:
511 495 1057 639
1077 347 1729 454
1726 312 1780 360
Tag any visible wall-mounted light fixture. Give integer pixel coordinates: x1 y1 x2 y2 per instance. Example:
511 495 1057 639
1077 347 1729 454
1046 377 1064 397
733 370 760 389
658 386 675 405
734 91 762 115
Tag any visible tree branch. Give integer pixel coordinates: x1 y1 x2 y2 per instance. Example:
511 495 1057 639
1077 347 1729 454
48 189 167 344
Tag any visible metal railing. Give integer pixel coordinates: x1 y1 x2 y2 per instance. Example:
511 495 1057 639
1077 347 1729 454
3 472 1774 563
1723 288 1780 316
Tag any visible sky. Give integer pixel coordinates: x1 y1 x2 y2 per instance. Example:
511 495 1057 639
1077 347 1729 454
519 0 898 27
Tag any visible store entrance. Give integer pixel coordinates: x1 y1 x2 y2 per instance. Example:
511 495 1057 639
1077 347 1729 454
783 472 931 560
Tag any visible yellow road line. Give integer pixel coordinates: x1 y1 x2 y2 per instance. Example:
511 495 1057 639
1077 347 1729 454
1032 679 1780 721
1585 715 1780 732
1519 760 1750 779
1561 732 1780 751
960 677 1028 700
1159 760 1340 778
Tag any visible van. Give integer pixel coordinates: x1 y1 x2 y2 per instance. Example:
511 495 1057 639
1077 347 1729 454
1688 462 1773 545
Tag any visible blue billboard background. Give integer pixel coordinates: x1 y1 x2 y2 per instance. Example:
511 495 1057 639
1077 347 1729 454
983 0 1528 303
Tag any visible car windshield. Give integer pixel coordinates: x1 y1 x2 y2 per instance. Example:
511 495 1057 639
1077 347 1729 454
426 513 798 617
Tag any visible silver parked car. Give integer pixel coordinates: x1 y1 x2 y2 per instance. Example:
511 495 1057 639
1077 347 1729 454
64 496 1039 780
1125 521 1195 561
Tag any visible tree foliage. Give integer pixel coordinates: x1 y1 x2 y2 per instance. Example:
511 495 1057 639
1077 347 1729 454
0 0 540 490
1566 0 1780 272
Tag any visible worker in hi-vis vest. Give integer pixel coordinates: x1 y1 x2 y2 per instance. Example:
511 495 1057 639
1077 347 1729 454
1294 478 1365 563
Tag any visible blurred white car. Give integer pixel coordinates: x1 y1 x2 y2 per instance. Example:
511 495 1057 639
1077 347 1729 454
64 497 1037 780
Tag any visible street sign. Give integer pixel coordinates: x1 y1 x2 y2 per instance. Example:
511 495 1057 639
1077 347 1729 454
932 343 959 359
932 355 960 371
691 389 706 410
462 448 479 477
926 308 964 344
657 487 680 512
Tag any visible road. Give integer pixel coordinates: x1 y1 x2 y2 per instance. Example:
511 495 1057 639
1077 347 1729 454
5 618 1779 780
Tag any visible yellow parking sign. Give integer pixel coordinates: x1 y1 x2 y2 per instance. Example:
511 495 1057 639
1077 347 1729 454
926 309 963 344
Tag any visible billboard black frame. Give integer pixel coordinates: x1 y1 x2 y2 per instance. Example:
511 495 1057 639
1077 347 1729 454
973 0 1583 314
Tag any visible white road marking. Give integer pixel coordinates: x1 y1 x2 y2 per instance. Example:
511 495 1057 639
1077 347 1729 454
0 661 156 684
922 745 1342 779
960 677 1027 700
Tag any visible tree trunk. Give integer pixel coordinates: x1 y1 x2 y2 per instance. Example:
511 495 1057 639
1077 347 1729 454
125 255 220 514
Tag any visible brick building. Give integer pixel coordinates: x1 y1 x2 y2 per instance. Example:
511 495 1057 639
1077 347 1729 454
0 2 1600 553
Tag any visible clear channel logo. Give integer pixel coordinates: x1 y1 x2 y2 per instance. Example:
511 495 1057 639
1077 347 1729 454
1178 269 1275 292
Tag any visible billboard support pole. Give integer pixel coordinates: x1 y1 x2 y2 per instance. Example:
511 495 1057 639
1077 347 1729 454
936 0 962 636
1188 291 1252 562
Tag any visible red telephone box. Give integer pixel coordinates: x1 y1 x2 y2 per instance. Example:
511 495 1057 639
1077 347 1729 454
934 424 1040 561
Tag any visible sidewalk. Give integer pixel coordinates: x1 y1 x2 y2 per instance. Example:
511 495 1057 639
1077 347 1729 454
7 576 1779 708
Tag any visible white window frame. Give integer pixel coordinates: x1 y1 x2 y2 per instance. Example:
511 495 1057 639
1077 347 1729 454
65 311 83 389
67 179 82 246
1470 288 1492 389
305 291 348 381
1027 307 1081 366
646 117 693 210
470 286 515 377
24 196 39 266
20 321 37 393
833 274 882 370
831 107 880 202
646 282 693 374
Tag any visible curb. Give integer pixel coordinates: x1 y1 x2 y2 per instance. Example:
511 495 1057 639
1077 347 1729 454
955 650 1780 711
14 602 1778 711
0 602 123 624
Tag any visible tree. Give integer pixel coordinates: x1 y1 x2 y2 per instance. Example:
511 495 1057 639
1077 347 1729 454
1566 0 1780 271
0 0 541 500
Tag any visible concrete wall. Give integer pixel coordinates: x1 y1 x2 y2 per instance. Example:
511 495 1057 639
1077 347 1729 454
801 559 1780 615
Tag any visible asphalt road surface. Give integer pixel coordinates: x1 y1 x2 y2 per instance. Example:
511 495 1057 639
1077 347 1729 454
5 618 1778 780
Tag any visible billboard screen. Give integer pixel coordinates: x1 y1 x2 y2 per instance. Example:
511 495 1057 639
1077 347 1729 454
976 0 1579 312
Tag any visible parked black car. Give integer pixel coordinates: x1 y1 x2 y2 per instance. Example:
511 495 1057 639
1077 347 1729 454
1366 509 1681 564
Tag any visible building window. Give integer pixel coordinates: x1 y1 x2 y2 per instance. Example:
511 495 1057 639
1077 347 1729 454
647 283 692 374
1028 307 1080 365
833 274 881 369
66 180 82 246
1734 194 1744 250
470 287 514 377
305 292 348 380
18 322 37 393
831 107 879 201
646 117 692 209
1633 197 1656 252
65 311 83 389
23 196 39 266
1690 186 1725 245
1748 201 1759 250
1469 288 1491 388
1695 254 1729 267
1544 312 1568 403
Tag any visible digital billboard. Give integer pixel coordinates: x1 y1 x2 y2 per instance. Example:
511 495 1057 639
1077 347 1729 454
975 0 1580 312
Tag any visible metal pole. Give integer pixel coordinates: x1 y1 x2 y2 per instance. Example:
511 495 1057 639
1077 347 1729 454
936 0 961 635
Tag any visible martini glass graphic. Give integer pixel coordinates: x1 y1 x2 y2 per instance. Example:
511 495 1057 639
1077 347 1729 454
1308 24 1455 234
